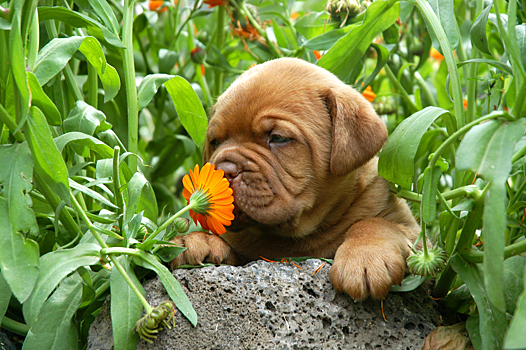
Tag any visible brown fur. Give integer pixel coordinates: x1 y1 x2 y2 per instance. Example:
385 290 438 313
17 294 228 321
170 58 420 300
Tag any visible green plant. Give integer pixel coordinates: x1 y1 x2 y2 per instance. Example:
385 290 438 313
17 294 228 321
0 0 525 349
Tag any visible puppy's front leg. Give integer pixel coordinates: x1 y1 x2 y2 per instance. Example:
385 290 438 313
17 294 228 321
330 218 416 300
169 231 237 269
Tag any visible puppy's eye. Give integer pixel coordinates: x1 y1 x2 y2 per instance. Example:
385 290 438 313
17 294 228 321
209 139 219 149
269 134 291 144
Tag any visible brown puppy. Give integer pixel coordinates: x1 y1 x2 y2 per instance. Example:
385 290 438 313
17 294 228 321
170 57 420 300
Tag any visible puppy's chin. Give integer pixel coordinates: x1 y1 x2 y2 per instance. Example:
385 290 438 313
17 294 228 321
227 207 257 231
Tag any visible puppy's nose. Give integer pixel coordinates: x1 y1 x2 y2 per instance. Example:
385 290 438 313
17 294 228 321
217 162 239 182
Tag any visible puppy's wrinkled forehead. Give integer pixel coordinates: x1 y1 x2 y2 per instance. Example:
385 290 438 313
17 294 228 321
211 58 339 129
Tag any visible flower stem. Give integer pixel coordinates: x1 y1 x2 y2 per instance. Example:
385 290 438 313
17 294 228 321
414 0 464 129
122 0 139 173
144 205 193 242
384 64 419 114
0 316 29 336
70 192 152 313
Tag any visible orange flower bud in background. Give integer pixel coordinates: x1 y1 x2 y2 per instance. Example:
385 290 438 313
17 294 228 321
149 0 168 12
362 85 376 102
430 47 444 60
313 51 322 60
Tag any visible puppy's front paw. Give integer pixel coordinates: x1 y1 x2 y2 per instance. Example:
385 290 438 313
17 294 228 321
330 239 407 301
169 231 234 269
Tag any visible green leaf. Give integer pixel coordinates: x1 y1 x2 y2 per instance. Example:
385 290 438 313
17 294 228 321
466 315 482 350
506 260 526 349
137 74 175 110
124 172 158 226
22 274 83 350
457 58 513 76
85 0 120 35
294 12 339 39
429 0 459 51
110 256 142 350
378 106 450 189
470 0 493 55
69 178 118 209
133 251 197 326
0 272 12 325
317 0 400 83
422 166 442 223
23 243 101 326
0 143 40 303
27 72 61 126
503 255 526 315
9 14 30 131
63 101 112 135
24 106 70 205
360 43 390 90
164 76 208 147
516 24 526 70
34 36 84 85
456 118 526 183
54 132 113 159
155 246 186 263
303 24 355 50
37 7 124 49
451 254 507 350
389 274 428 292
34 35 120 100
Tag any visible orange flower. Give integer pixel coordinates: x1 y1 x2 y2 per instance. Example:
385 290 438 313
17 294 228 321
149 0 168 12
430 47 444 60
182 163 235 235
204 0 226 7
313 50 322 60
290 12 300 21
362 85 376 102
200 64 205 76
463 99 468 110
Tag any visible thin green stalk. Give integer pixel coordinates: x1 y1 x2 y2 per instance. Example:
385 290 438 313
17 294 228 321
385 64 419 114
70 193 152 313
432 191 485 298
1 316 29 336
26 9 39 71
463 237 526 263
122 0 139 173
87 63 98 108
466 0 482 124
414 0 464 129
512 141 526 163
395 185 481 203
144 205 193 242
511 76 526 118
113 147 124 230
0 103 25 142
415 72 437 106
212 6 225 98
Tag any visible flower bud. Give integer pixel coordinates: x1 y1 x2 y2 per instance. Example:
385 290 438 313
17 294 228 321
190 47 206 64
326 0 361 23
407 246 448 278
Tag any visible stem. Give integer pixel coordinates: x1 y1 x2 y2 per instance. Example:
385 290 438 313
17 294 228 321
395 185 481 203
113 147 124 231
414 0 464 129
212 6 225 98
122 0 139 173
495 0 526 81
144 205 192 242
463 237 526 263
70 193 152 313
0 103 25 142
385 64 419 114
511 76 526 118
1 316 29 336
415 72 437 106
87 63 98 108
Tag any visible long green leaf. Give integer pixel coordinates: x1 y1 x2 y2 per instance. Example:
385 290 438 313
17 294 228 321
110 256 142 350
27 72 61 126
24 106 70 205
457 58 513 76
23 243 101 326
470 0 493 55
137 74 174 110
164 76 208 147
0 272 12 325
451 254 507 350
516 24 526 69
124 172 158 226
0 143 40 303
505 261 526 349
378 106 450 189
133 251 197 326
429 0 459 51
63 101 112 135
9 13 30 132
422 166 442 223
317 0 400 83
69 178 118 209
37 7 124 49
303 24 355 50
54 132 113 158
22 274 83 350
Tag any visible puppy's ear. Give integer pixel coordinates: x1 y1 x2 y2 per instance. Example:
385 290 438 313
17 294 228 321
324 86 388 176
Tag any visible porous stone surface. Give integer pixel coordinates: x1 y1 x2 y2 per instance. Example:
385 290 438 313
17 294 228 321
88 259 460 350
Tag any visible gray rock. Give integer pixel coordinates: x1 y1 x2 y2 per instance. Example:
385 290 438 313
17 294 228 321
88 259 460 350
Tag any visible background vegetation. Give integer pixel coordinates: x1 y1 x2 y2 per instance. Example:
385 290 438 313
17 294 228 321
0 0 525 349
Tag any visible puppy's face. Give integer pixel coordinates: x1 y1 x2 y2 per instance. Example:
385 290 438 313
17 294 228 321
204 58 387 236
